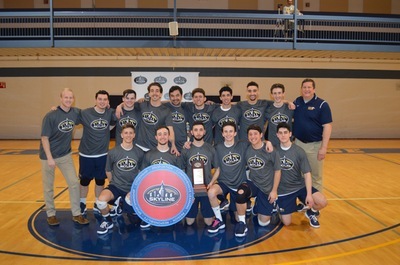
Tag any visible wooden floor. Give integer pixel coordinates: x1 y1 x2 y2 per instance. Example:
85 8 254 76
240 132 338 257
0 139 399 265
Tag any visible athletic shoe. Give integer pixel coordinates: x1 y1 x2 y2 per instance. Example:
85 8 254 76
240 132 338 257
219 199 229 212
140 221 151 229
110 196 123 217
234 221 248 237
305 209 320 228
97 220 114 234
47 216 60 226
93 203 101 214
296 202 309 212
72 215 90 225
246 200 253 213
207 218 225 234
80 202 87 215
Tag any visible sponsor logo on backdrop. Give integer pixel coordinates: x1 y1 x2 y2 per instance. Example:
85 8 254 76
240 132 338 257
174 76 187 85
154 76 167 84
134 76 148 84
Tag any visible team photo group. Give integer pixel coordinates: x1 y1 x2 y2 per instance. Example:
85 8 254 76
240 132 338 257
40 78 332 239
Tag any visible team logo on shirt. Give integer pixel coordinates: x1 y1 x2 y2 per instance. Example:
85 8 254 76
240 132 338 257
271 113 289 125
144 182 180 206
223 152 241 166
243 108 262 121
247 156 265 170
90 118 108 130
117 157 138 171
142 112 159 125
172 112 185 123
193 113 210 123
58 118 74 133
280 156 294 170
218 117 236 127
119 116 138 128
189 153 209 165
151 158 171 165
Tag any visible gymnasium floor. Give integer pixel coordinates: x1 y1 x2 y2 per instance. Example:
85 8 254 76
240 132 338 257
0 139 399 265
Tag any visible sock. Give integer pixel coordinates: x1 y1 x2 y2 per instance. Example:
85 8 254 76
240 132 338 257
212 206 223 221
238 214 246 224
80 198 86 204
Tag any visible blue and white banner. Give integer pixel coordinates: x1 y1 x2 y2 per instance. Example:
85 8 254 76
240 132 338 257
131 72 199 102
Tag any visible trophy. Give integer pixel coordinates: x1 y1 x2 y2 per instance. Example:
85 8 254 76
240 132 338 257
192 160 207 197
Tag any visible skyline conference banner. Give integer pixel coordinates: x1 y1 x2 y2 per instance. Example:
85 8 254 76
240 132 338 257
131 72 199 102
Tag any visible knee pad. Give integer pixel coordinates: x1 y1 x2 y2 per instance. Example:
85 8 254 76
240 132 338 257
80 178 91 186
96 199 108 210
236 183 251 204
95 178 105 186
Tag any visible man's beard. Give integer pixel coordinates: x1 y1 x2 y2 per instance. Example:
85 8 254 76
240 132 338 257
193 135 204 141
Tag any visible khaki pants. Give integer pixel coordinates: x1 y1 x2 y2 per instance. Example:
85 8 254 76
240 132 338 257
41 153 81 217
295 140 324 191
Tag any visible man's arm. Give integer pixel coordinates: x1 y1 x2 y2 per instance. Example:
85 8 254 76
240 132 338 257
106 171 113 182
318 123 332 161
167 125 180 156
207 167 220 189
269 169 281 203
41 136 56 168
304 172 314 208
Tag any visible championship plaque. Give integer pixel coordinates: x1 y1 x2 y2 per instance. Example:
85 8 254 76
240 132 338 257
192 160 207 197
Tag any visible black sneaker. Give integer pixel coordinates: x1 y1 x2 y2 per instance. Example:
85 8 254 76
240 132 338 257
207 218 225 234
97 220 114 234
305 209 320 228
219 199 229 212
234 221 248 237
110 196 123 217
80 202 87 215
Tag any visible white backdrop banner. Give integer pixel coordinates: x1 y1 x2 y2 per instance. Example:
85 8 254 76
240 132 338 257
131 72 199 102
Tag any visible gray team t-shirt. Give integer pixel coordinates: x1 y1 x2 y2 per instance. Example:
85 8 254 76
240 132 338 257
276 143 311 195
79 107 116 156
245 144 281 195
237 100 272 140
214 140 249 189
212 105 241 145
180 142 216 185
135 101 173 149
39 106 81 160
106 144 144 193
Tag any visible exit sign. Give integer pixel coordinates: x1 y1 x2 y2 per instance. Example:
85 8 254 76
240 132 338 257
0 82 6 88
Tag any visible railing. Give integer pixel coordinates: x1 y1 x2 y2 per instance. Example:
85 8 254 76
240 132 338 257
0 9 399 52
